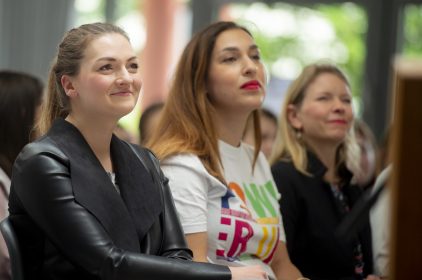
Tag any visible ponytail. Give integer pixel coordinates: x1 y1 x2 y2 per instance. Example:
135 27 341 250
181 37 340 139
36 64 69 136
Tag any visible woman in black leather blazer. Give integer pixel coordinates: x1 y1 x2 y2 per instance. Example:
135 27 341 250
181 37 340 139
7 22 267 280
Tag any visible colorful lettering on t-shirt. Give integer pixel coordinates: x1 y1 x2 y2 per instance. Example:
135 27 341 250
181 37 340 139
216 180 280 263
243 181 278 217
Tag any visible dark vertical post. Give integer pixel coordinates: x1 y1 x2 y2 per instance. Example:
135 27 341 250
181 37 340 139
362 0 402 140
105 0 117 23
191 0 220 35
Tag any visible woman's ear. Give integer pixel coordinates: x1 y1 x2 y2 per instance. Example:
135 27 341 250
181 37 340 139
287 104 303 130
61 75 78 98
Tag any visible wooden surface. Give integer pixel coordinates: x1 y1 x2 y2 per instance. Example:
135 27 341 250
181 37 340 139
389 58 422 279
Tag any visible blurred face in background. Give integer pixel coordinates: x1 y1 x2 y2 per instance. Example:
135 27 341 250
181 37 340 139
260 114 277 159
242 111 277 160
354 130 377 187
140 108 163 145
288 72 353 149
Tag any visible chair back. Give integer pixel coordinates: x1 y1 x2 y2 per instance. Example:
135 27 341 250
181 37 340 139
0 218 24 280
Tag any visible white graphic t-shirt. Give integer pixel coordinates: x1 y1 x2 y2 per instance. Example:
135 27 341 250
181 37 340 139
162 141 285 278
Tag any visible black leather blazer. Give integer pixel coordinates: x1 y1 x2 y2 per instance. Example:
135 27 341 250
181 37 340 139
8 119 231 280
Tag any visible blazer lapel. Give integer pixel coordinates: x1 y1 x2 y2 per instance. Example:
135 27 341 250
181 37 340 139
47 119 140 252
110 137 163 242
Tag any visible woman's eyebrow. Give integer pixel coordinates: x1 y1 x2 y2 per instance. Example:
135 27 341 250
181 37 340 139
95 56 138 62
220 44 258 53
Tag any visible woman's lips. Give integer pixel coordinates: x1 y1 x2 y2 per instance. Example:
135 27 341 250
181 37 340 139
328 120 347 125
241 80 261 90
111 91 132 96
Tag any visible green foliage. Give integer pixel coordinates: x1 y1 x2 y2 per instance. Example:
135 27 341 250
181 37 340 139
316 3 367 99
234 2 367 101
74 0 106 26
114 0 140 20
403 5 422 57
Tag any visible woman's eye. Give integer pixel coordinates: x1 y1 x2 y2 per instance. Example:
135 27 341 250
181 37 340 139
223 57 236 63
342 98 352 104
127 63 139 73
99 64 113 71
251 54 261 60
130 63 139 69
317 96 328 101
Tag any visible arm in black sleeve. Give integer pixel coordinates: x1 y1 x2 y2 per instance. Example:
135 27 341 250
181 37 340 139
271 163 300 251
147 150 194 260
12 152 231 280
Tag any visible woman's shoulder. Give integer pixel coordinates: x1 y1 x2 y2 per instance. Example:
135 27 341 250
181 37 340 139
16 135 66 164
161 153 213 176
162 153 202 168
271 159 307 184
11 136 69 183
161 153 223 190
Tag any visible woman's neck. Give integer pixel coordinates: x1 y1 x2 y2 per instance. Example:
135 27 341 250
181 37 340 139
65 114 115 171
213 110 249 147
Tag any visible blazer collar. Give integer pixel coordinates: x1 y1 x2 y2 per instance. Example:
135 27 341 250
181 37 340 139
306 150 327 178
47 119 163 252
306 150 353 185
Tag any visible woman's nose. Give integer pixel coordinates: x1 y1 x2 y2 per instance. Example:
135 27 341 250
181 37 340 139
116 69 133 86
333 98 347 112
244 59 258 76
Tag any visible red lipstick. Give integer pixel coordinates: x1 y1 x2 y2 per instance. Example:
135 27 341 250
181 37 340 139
241 80 261 90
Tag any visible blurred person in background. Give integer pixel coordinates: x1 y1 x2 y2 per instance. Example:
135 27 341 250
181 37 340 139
243 108 278 160
370 126 392 279
270 63 379 280
113 123 138 144
351 119 378 190
138 102 164 145
0 70 44 280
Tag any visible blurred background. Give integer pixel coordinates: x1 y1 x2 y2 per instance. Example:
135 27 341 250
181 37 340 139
1 0 421 140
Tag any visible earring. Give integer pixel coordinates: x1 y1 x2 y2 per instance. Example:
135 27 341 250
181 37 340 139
296 129 303 141
66 91 77 98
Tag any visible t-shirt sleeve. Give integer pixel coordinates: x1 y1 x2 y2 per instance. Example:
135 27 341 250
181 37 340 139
161 156 209 234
